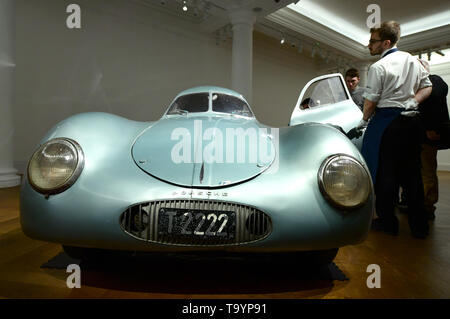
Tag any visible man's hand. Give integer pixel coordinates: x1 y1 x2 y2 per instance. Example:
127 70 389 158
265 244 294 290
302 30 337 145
404 98 419 110
356 119 368 130
426 130 440 141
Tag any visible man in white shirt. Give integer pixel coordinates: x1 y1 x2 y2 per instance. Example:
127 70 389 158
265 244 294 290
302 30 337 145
358 21 432 238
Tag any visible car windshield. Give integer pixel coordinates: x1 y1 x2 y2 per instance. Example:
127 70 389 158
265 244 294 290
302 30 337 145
167 93 209 114
212 93 253 117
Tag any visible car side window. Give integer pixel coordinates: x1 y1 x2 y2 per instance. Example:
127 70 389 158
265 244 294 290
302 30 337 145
300 76 349 110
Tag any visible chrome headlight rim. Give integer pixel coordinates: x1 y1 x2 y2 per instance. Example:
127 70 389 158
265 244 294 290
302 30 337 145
27 137 85 195
318 153 371 210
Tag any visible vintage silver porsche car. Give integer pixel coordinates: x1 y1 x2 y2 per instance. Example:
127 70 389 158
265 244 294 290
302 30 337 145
20 73 373 264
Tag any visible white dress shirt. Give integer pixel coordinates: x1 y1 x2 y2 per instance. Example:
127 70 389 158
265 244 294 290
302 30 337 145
363 48 432 109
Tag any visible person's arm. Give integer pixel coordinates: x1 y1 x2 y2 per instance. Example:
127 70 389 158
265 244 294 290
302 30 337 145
415 61 433 103
403 86 432 111
361 64 383 124
362 99 377 121
426 130 440 141
414 86 432 104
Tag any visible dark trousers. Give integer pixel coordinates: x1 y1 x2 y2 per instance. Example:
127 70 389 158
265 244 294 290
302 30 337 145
375 115 429 234
421 144 439 214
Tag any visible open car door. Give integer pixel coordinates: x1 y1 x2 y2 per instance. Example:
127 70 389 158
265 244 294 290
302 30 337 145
289 73 364 149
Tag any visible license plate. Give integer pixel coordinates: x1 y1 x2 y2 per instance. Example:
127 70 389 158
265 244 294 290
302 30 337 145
158 208 236 240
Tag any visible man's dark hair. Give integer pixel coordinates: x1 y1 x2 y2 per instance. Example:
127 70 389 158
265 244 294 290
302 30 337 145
301 98 311 106
370 21 401 45
345 68 360 78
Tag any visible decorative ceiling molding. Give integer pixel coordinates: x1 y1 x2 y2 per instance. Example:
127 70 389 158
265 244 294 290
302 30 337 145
267 6 450 62
266 7 371 61
211 0 294 17
398 25 450 53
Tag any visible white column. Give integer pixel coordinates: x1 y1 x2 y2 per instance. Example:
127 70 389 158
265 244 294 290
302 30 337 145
0 0 21 188
357 62 370 88
229 9 256 105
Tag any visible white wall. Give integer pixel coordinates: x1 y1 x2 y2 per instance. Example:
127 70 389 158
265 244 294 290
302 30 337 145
431 62 450 171
13 0 321 173
253 32 320 127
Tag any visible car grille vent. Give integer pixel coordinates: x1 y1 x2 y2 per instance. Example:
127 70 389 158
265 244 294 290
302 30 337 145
119 200 272 246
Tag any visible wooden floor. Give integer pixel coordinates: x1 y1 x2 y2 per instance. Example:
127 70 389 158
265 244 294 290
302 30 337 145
1 172 450 299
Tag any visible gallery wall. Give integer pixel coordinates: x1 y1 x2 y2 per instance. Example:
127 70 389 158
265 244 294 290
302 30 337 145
13 0 322 173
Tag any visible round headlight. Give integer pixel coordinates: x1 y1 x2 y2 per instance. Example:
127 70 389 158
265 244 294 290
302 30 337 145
318 154 371 209
28 138 84 194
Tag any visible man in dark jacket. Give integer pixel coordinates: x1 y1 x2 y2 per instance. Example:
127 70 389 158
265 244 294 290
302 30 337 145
418 60 450 220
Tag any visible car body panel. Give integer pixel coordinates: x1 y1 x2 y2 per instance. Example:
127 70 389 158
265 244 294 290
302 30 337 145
290 73 364 149
132 116 275 187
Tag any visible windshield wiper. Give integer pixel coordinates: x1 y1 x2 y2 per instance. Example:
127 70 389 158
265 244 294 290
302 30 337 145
175 109 188 115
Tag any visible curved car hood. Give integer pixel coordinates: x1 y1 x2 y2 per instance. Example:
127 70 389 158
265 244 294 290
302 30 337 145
132 116 276 187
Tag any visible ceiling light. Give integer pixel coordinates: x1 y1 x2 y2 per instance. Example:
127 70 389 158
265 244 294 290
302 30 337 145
182 1 188 11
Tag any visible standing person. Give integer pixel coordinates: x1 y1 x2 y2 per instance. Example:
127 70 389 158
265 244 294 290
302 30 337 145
345 68 365 110
417 59 450 220
357 21 433 238
300 98 312 110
